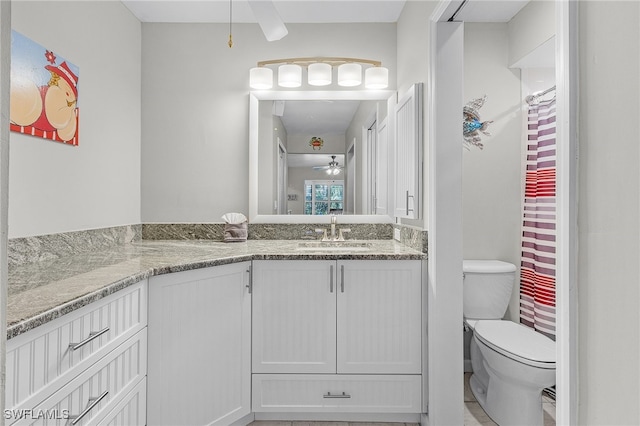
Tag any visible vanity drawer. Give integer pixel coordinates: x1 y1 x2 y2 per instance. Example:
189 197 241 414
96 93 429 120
95 377 147 426
9 329 147 426
252 374 422 413
5 281 147 411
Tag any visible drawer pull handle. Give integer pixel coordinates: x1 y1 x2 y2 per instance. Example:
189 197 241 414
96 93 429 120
69 327 110 351
68 390 109 425
323 392 351 399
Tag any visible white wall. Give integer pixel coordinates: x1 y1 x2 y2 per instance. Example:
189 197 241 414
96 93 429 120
9 1 141 238
287 133 345 153
508 0 555 67
578 1 640 424
141 23 396 223
396 1 437 228
0 0 10 417
462 23 522 321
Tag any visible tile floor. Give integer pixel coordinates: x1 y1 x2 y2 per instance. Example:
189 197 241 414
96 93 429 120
248 373 557 426
249 423 417 426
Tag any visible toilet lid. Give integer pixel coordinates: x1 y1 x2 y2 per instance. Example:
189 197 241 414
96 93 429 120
463 260 516 273
474 320 556 369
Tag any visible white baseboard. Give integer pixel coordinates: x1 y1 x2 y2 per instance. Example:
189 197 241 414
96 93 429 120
254 412 421 423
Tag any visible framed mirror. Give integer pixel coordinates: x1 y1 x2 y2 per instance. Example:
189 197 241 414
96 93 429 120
249 90 396 223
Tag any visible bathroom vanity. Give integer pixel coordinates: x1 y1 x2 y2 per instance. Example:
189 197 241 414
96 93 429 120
5 239 424 425
5 282 148 425
251 260 422 414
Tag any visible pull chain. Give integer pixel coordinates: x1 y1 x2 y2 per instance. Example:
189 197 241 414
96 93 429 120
228 0 233 48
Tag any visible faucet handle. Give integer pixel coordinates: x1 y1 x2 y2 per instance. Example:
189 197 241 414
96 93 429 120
338 228 351 241
315 228 328 241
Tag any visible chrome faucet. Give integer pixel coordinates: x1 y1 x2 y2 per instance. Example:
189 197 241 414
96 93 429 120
314 216 351 242
330 216 337 240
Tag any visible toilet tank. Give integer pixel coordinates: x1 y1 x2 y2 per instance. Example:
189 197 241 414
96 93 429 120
463 260 516 320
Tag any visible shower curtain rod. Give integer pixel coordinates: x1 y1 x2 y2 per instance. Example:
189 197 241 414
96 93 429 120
525 85 556 105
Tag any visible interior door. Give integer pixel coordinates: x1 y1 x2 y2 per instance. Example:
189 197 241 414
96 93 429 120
394 83 423 219
277 139 287 214
375 117 389 215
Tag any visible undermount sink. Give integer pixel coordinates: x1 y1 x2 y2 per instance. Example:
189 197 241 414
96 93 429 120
296 241 372 252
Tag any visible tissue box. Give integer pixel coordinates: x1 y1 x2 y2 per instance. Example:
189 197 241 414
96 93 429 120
224 222 248 242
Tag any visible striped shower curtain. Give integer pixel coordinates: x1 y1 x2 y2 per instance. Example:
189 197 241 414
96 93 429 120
519 97 557 340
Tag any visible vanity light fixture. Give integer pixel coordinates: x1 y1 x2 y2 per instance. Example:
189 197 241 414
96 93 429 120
249 57 388 90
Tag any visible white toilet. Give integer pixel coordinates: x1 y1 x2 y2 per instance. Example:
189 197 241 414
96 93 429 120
463 260 556 426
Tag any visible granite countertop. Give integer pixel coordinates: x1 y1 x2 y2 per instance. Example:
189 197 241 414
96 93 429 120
7 239 424 339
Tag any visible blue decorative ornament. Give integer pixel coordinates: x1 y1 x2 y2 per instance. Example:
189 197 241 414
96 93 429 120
463 95 493 150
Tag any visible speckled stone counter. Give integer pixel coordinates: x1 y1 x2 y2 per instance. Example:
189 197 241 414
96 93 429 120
7 239 424 340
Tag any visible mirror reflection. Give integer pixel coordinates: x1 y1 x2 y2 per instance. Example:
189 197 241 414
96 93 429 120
257 98 388 216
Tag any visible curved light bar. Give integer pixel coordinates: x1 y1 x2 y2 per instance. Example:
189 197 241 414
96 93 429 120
249 57 387 90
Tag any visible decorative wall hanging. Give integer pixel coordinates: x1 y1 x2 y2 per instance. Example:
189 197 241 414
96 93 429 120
309 136 324 150
10 30 80 146
463 95 492 150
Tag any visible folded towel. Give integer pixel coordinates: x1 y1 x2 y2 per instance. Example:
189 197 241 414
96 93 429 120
223 223 248 242
222 212 247 224
222 213 248 242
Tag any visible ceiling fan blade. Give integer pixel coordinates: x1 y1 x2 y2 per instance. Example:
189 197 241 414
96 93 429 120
247 0 288 41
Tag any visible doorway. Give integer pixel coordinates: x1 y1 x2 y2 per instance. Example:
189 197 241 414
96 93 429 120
427 1 577 425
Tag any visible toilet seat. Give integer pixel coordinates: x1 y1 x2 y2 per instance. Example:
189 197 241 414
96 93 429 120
474 320 556 369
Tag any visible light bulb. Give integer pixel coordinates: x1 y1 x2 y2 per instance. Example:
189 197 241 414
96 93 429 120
365 66 389 89
308 63 332 86
338 63 362 87
249 67 273 89
278 64 302 88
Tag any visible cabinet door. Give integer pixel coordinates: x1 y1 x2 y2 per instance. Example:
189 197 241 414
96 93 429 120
147 262 251 426
336 260 422 374
394 83 423 219
252 260 337 374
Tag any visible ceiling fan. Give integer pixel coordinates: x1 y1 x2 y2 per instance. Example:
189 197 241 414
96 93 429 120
313 155 344 176
247 1 289 41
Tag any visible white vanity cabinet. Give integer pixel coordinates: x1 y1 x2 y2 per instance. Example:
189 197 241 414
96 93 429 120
147 262 252 426
252 259 422 414
252 260 337 374
5 280 147 426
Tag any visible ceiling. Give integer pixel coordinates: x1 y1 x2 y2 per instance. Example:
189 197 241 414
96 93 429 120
279 100 362 136
124 0 530 138
121 1 406 24
121 0 529 24
288 153 345 169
